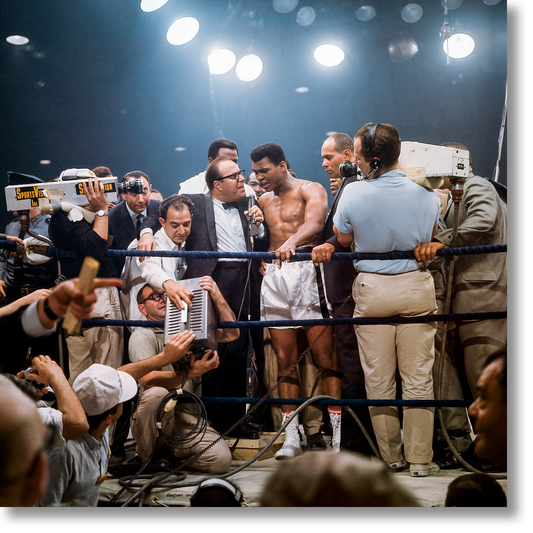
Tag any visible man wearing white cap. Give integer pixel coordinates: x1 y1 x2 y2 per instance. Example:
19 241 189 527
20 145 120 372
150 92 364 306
40 364 137 506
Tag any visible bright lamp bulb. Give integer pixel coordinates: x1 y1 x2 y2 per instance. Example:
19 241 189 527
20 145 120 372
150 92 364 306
314 44 345 67
6 35 29 46
236 54 263 82
208 49 237 75
443 33 475 59
167 17 200 45
140 0 169 12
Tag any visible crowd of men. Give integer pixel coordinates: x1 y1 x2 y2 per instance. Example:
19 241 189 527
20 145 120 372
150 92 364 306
0 124 507 506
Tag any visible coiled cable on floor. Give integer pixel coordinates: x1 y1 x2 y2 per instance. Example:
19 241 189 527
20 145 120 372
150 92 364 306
155 388 208 449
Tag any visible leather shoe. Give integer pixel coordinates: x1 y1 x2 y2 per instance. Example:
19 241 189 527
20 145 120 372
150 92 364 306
306 433 327 451
433 448 460 470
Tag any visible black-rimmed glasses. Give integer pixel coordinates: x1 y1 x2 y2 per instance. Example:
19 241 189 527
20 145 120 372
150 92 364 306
139 292 167 305
218 169 245 181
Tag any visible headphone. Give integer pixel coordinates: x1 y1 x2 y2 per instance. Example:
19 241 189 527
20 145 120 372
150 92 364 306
365 123 381 170
190 478 244 507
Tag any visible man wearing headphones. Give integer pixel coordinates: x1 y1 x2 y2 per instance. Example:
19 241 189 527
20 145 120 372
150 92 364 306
314 123 441 477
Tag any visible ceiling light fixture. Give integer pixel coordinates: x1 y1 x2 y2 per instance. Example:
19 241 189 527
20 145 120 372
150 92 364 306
236 54 263 82
401 4 423 24
355 6 376 22
140 0 169 12
314 44 345 67
273 0 299 14
207 49 237 75
167 17 200 45
443 33 475 59
296 6 316 26
6 35 29 46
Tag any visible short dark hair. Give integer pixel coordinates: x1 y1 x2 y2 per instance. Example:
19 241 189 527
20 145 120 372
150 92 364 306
249 143 286 167
86 404 119 431
445 473 507 507
330 133 354 154
123 170 150 185
92 166 112 177
159 194 194 221
207 139 238 161
136 283 152 305
205 157 232 190
355 123 401 168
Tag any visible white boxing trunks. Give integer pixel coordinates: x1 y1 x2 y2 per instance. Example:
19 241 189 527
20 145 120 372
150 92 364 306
260 260 330 329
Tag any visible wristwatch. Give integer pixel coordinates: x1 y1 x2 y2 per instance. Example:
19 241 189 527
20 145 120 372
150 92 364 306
95 210 108 217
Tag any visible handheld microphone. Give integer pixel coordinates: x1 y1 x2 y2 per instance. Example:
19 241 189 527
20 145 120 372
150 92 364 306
248 195 258 237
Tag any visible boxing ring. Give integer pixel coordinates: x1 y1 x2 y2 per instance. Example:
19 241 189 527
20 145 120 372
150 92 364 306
0 240 507 505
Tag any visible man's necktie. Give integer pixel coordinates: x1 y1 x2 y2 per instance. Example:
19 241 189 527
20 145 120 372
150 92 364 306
135 214 144 233
222 202 238 210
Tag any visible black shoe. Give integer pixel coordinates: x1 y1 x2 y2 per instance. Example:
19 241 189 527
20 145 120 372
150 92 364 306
228 425 259 440
433 448 460 470
306 433 327 451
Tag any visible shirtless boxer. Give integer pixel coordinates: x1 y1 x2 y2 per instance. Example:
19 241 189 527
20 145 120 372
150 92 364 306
250 142 341 459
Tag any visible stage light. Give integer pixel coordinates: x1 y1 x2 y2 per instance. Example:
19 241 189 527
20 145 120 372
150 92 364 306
236 54 263 82
208 49 236 75
39 160 51 165
355 6 376 22
167 17 199 45
388 36 419 62
483 0 502 4
6 35 29 46
443 33 475 59
140 0 169 12
295 87 309 93
296 6 316 27
314 44 345 67
401 4 423 24
273 0 299 14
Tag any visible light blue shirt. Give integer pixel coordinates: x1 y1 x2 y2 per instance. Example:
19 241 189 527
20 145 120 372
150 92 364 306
333 169 440 274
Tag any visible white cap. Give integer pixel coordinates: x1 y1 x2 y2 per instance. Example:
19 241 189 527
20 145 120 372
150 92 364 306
73 364 137 416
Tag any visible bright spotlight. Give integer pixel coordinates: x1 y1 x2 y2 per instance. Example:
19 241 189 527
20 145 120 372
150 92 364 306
295 87 309 93
167 17 200 45
314 44 345 67
443 33 475 59
208 49 236 75
236 54 263 82
442 0 463 9
140 0 169 12
6 35 29 46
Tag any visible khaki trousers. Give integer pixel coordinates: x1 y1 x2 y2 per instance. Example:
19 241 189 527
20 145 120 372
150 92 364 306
353 270 437 464
66 286 123 383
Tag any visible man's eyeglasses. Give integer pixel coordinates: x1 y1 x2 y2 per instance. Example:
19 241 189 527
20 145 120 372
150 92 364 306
218 169 245 181
139 292 167 305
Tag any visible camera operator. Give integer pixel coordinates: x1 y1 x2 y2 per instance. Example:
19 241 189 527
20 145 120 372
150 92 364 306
125 281 237 474
108 170 161 277
49 172 123 383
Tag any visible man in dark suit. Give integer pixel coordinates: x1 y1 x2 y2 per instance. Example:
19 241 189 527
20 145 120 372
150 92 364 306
313 133 376 456
108 171 161 277
138 158 264 436
107 170 161 462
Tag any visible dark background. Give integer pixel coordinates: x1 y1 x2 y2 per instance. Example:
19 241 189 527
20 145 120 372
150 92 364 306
0 0 507 230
